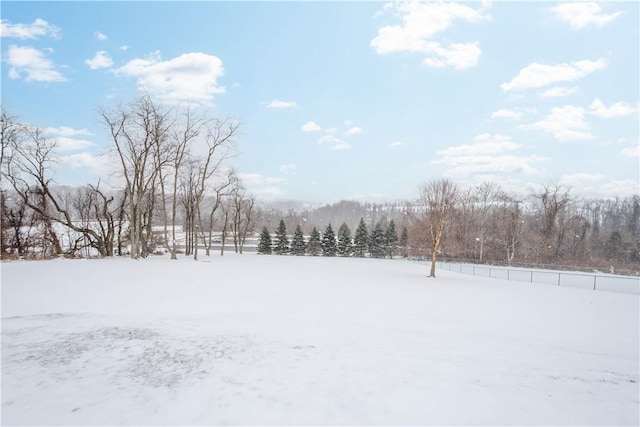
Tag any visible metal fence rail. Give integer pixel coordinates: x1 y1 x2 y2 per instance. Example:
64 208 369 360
437 261 639 295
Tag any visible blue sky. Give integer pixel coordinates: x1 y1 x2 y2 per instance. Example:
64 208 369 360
1 1 638 203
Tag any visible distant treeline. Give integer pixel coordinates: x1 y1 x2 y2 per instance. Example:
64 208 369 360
257 184 640 275
2 103 638 274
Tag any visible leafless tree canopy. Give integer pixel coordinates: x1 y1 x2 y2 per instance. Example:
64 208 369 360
417 178 459 277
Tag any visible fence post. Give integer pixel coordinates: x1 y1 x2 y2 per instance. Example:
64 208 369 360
593 275 597 291
531 271 533 283
558 273 561 286
507 269 510 280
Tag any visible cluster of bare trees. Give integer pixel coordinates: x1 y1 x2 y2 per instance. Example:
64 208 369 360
1 98 257 260
2 100 638 273
409 179 640 276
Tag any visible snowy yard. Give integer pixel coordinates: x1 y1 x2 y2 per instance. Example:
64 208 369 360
2 254 638 426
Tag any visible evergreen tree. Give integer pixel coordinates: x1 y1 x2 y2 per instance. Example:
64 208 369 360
337 222 353 256
369 222 386 258
257 227 272 254
290 224 306 256
307 227 322 256
353 217 369 257
274 219 289 255
385 219 398 258
321 224 337 256
399 226 409 258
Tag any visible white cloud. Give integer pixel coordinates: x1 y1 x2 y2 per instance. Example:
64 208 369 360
438 134 521 156
58 152 113 179
43 126 95 152
390 141 405 148
343 120 353 126
238 173 286 199
117 51 225 104
318 134 342 144
52 137 95 152
435 134 542 176
7 45 67 82
370 1 488 69
85 51 113 70
588 98 637 118
491 109 521 121
421 42 482 70
540 86 579 98
501 58 607 91
266 100 297 109
279 163 297 174
95 31 107 41
0 18 60 39
120 45 129 51
238 173 285 186
43 126 93 137
346 127 362 135
559 172 605 188
551 3 623 29
302 121 321 132
598 180 639 198
318 134 350 151
620 146 639 158
523 105 594 142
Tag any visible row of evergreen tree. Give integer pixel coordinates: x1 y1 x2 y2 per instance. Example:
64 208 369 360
257 218 408 258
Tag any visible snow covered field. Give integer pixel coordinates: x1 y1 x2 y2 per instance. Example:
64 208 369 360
2 254 638 426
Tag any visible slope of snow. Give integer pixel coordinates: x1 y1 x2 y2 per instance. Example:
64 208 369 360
2 254 638 425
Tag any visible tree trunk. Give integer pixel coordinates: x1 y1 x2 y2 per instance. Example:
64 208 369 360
429 242 437 278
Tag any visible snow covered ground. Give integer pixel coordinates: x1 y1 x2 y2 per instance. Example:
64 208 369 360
2 254 638 425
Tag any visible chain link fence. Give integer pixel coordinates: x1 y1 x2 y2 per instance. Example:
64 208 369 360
436 261 639 295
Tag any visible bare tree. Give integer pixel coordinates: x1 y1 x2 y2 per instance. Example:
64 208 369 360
448 187 477 259
417 178 458 277
474 182 503 261
495 193 523 264
535 184 571 261
1 192 34 257
100 96 171 258
2 125 118 257
228 182 256 254
203 170 237 256
1 109 24 255
180 118 239 260
3 126 63 256
149 104 209 260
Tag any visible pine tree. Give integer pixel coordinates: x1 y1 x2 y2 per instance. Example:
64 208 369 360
274 219 289 255
257 227 272 255
399 226 409 258
290 224 306 256
385 219 398 258
307 227 322 256
337 222 353 256
369 222 386 258
353 217 369 257
321 224 337 257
